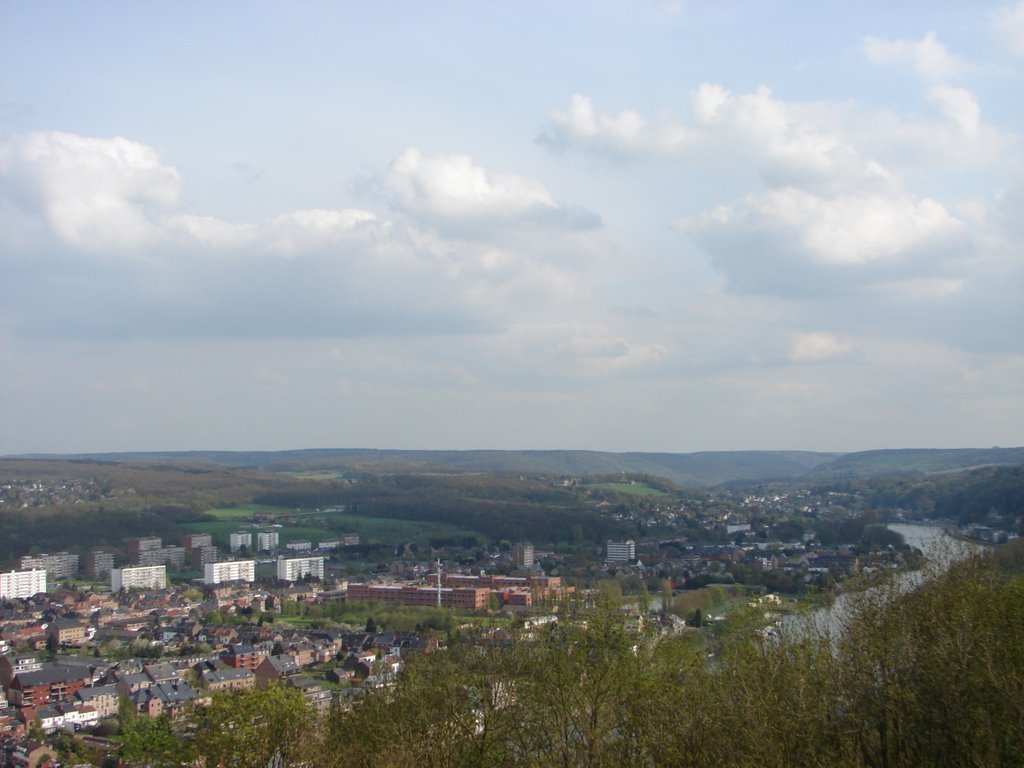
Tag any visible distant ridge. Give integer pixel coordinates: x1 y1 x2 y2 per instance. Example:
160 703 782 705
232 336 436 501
8 446 1022 487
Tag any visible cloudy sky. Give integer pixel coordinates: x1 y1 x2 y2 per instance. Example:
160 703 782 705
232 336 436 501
1 1 1022 455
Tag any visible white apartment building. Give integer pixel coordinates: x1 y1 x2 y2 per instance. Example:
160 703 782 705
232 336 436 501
285 541 311 551
111 565 166 592
0 569 47 600
203 560 256 585
276 556 324 582
229 532 252 553
606 540 636 563
257 531 279 551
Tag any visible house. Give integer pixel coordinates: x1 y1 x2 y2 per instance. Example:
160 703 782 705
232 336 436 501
6 667 89 707
74 685 119 719
200 667 255 693
221 643 266 671
128 681 200 718
46 618 86 647
253 654 299 688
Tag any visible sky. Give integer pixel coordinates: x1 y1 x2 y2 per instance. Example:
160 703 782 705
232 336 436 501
1 1 1022 455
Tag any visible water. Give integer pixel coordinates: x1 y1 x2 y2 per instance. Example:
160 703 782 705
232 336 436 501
782 523 984 638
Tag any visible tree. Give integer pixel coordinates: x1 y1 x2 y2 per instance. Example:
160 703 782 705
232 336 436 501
118 699 193 768
191 685 316 768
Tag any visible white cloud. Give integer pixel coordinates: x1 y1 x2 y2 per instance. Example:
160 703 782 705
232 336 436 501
678 188 967 294
862 31 965 79
993 1 1024 55
790 332 854 361
0 131 180 251
539 93 696 157
926 85 980 134
379 147 600 233
0 131 601 342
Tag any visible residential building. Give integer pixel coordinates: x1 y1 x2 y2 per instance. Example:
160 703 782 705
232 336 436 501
513 542 535 569
111 565 166 592
317 540 339 551
7 666 90 707
200 667 255 692
181 533 213 549
341 533 360 546
128 537 163 562
0 569 47 600
221 644 266 672
606 540 636 563
257 531 279 551
276 556 324 582
229 532 252 553
190 545 220 568
285 541 312 551
19 552 79 580
73 684 119 719
85 551 114 579
138 546 186 568
253 654 300 688
47 618 87 646
203 560 255 586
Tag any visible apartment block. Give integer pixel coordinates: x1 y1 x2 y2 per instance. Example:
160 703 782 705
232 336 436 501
0 569 47 600
276 556 324 582
111 565 166 592
190 545 221 568
181 533 213 549
85 551 115 579
257 531 279 551
606 539 636 563
203 560 256 585
513 542 535 569
19 552 79 580
128 537 163 561
137 546 186 569
285 541 312 551
229 532 252 553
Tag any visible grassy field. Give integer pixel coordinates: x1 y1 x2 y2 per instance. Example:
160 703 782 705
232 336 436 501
594 482 669 498
202 504 292 520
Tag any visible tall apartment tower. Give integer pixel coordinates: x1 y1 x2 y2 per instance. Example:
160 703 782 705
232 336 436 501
0 569 47 600
257 531 279 552
513 543 535 569
605 540 636 563
229 532 252 553
85 551 115 579
276 556 324 582
129 537 163 563
111 565 166 592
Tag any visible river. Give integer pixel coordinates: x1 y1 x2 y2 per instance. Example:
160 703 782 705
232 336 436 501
782 522 986 637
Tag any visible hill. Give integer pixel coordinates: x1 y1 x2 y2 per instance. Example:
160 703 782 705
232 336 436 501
8 446 1024 487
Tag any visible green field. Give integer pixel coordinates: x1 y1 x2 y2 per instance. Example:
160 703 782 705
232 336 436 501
202 504 292 520
594 482 669 498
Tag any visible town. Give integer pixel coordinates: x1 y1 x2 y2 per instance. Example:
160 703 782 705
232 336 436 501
0 454 1020 767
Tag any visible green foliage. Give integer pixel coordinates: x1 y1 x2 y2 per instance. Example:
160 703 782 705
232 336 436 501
191 684 316 768
316 548 1024 767
118 700 194 768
